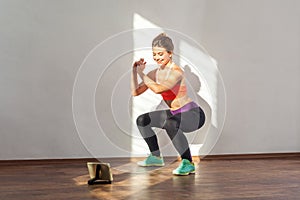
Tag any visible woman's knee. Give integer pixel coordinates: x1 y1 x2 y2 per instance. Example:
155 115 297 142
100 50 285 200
136 113 151 127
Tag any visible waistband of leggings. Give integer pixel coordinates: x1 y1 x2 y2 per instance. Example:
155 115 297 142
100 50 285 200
170 101 199 115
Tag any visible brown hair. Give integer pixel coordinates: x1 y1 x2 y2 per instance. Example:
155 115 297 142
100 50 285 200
152 33 174 53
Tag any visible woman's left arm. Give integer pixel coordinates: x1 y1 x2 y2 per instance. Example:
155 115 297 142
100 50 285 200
137 66 182 94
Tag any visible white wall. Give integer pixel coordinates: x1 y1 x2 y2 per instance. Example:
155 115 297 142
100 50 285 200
0 0 299 160
201 0 300 154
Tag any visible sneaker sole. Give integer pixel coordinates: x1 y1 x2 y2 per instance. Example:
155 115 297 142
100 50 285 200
172 170 195 176
138 163 165 167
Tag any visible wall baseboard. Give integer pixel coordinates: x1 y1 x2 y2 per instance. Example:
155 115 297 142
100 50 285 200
202 152 300 160
0 152 299 165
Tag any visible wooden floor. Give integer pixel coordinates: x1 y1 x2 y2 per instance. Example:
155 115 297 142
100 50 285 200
0 155 299 200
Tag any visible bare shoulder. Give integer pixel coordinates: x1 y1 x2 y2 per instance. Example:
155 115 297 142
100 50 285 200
172 63 184 75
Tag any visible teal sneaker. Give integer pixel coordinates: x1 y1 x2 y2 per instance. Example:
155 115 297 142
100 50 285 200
172 159 195 175
137 154 165 167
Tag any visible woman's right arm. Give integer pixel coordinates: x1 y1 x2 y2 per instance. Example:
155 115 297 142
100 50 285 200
131 63 148 96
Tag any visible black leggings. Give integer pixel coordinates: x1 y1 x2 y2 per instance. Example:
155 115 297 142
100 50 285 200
136 107 205 162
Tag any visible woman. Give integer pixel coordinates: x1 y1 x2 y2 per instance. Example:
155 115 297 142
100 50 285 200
131 33 205 175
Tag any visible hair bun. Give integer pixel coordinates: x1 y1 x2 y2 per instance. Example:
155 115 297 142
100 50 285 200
152 32 174 52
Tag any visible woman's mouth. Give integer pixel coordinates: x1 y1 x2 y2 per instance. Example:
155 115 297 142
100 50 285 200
157 59 164 64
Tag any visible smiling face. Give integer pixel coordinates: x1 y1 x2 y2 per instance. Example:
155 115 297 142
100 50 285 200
152 47 172 67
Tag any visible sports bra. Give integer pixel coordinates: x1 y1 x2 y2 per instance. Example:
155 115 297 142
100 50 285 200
156 63 187 100
161 84 187 100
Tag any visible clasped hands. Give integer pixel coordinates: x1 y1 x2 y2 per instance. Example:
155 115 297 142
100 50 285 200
133 58 147 74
